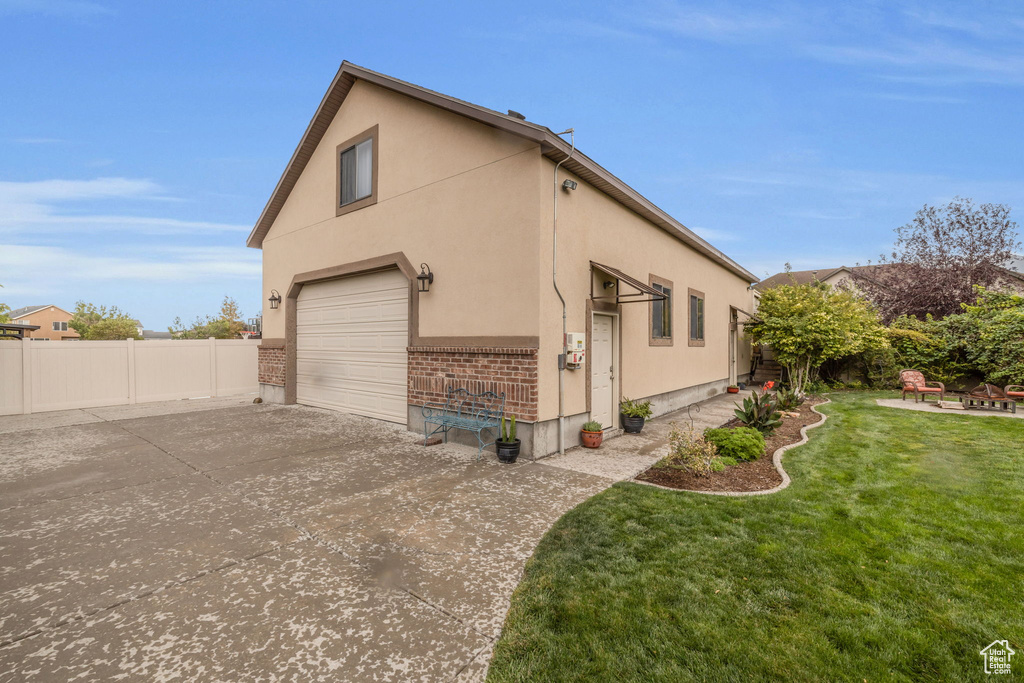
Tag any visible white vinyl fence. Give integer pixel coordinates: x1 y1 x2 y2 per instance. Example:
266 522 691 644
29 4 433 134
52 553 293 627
0 338 260 416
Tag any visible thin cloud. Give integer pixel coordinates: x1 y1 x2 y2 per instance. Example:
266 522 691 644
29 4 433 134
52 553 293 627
0 244 260 285
0 177 248 235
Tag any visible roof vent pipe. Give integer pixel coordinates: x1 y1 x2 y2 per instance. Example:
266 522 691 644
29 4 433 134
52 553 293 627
552 128 575 456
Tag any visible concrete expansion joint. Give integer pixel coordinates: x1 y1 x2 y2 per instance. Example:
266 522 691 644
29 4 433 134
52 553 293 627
0 540 300 651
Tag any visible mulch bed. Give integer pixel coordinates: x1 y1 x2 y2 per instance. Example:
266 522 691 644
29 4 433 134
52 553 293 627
635 397 826 492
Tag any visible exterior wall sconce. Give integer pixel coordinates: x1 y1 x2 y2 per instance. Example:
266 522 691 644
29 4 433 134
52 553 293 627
562 179 578 191
268 290 282 310
417 263 434 293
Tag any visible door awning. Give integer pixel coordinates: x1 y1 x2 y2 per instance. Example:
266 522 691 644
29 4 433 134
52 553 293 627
730 304 760 323
590 261 667 304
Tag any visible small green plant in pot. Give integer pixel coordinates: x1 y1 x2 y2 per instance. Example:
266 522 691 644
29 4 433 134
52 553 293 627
496 414 520 463
581 420 604 448
620 397 653 434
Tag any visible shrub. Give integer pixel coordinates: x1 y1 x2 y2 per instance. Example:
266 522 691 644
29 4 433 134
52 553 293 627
620 397 653 419
718 456 739 467
582 420 602 432
661 426 718 477
734 390 782 434
775 387 803 411
704 427 765 462
710 458 726 473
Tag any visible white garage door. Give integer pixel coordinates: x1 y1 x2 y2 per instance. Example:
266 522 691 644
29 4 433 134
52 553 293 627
296 269 409 424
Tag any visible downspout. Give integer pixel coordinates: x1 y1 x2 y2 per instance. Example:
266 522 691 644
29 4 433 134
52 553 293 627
552 129 575 455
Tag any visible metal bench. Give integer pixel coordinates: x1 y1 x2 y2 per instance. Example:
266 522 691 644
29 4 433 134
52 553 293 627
422 387 505 459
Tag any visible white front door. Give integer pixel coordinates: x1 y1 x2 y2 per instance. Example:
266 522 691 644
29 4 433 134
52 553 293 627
295 269 409 424
590 313 615 429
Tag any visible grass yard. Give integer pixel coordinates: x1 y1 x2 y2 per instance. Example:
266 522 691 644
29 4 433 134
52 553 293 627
488 392 1024 682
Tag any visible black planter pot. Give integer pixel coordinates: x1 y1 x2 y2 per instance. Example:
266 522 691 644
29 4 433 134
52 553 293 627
496 439 521 463
621 415 646 434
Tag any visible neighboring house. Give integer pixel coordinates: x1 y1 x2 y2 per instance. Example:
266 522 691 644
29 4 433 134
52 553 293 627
758 263 1024 295
249 62 758 457
756 265 879 292
7 305 80 340
140 330 173 340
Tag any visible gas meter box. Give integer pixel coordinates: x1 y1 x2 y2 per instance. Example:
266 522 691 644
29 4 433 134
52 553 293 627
566 332 586 368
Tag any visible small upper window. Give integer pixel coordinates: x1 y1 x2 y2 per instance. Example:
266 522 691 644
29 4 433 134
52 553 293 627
339 138 373 206
336 125 378 216
52 321 68 331
689 289 705 346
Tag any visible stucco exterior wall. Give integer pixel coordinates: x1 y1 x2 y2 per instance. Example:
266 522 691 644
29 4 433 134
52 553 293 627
535 158 756 423
15 307 79 341
259 80 542 342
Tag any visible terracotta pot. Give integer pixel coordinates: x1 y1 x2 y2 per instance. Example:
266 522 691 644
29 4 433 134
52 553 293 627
727 386 739 394
581 430 603 448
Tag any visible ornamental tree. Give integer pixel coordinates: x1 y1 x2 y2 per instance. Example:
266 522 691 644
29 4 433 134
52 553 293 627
854 197 1021 322
747 282 888 395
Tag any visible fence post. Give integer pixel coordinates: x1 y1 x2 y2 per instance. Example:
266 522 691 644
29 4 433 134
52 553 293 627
209 337 218 398
21 337 32 415
126 337 137 404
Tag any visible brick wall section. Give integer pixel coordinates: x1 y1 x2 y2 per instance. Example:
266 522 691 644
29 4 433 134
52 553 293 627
258 345 286 386
408 346 539 421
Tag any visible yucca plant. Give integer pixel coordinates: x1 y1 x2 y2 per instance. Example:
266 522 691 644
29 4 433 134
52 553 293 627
734 391 782 434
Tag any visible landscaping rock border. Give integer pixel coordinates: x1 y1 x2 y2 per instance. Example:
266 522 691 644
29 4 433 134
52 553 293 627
630 397 831 497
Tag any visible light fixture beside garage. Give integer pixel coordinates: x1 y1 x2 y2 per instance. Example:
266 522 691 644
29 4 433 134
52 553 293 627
268 290 282 310
417 263 434 293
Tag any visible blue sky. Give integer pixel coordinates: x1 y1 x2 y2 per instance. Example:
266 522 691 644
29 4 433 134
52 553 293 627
1 0 1022 329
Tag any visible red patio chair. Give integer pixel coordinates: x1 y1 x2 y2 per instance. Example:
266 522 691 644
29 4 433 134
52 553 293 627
899 369 945 403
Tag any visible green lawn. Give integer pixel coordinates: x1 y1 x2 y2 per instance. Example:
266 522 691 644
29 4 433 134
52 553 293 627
488 392 1024 682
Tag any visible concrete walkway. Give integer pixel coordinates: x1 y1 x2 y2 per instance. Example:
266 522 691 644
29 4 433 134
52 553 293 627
0 392 741 682
542 390 751 480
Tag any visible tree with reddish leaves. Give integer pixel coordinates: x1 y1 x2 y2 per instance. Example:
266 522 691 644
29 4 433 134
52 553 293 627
853 197 1021 322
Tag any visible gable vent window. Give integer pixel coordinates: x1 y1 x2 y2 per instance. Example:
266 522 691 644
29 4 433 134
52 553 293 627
336 125 378 216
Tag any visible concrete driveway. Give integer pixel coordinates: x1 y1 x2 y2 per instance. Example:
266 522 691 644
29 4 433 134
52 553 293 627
0 399 610 682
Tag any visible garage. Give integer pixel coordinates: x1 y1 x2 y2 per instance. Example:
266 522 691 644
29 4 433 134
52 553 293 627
295 269 409 424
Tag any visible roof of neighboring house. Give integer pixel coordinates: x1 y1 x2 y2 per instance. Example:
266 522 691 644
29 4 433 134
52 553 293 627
8 304 54 319
755 266 881 290
758 262 1024 291
246 61 758 283
141 330 173 339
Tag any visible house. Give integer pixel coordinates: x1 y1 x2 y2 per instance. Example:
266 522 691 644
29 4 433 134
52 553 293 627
248 62 758 457
758 263 1024 295
7 305 80 341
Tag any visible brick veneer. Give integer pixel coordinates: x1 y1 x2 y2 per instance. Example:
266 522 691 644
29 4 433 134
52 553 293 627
258 344 286 386
408 346 539 421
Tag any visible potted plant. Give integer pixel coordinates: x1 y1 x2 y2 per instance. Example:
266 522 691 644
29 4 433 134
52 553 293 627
581 420 604 448
496 414 520 463
620 397 653 434
727 384 740 394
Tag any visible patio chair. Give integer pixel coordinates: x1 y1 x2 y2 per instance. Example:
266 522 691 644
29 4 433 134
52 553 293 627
899 369 945 403
1006 385 1024 402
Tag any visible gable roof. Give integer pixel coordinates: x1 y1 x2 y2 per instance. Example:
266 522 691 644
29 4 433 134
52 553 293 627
755 266 864 290
758 262 1024 291
8 304 56 319
246 61 757 283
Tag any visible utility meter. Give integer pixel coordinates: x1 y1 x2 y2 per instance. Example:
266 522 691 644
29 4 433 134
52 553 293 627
565 332 586 369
